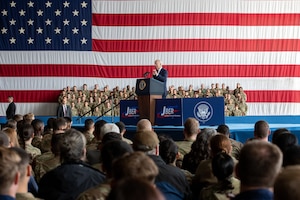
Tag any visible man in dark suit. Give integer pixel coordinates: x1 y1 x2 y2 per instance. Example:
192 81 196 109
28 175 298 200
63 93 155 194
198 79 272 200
6 96 16 120
57 96 72 118
152 59 168 98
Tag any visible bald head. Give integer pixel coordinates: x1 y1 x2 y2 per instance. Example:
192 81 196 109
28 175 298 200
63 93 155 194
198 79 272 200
136 119 152 132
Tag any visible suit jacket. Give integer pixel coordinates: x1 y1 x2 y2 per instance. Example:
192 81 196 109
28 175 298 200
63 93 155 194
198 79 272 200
153 67 168 98
57 104 72 118
6 102 16 119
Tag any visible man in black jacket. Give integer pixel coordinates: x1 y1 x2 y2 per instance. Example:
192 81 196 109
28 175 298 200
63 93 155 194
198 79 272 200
6 96 16 120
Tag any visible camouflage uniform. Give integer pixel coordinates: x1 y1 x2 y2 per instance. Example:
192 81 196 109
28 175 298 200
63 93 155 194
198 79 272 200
199 177 240 200
40 133 52 153
232 108 242 116
32 136 42 149
33 153 60 183
25 143 41 160
76 182 111 200
16 192 42 200
176 140 194 160
230 139 243 160
71 107 79 116
83 130 94 145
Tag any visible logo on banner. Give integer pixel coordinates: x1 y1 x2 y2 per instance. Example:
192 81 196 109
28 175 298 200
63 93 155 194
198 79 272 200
157 106 181 118
122 106 139 118
193 101 213 123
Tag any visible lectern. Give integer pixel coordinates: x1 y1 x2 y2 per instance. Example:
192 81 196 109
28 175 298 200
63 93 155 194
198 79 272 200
136 78 164 125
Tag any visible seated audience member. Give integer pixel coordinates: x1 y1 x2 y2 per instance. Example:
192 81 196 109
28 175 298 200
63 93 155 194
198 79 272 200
133 130 191 200
82 118 95 145
10 147 38 200
274 165 300 200
107 178 165 200
77 140 133 200
199 152 240 200
64 117 72 130
0 131 10 148
33 133 63 183
115 121 132 144
2 128 19 147
136 119 152 132
217 124 243 160
159 138 194 184
23 113 35 124
31 119 45 149
176 118 200 166
87 119 107 151
182 128 217 174
38 129 105 200
272 132 298 154
4 119 17 130
271 128 290 143
18 124 41 162
252 120 270 142
282 145 300 167
233 141 282 200
0 147 22 200
193 134 237 198
13 114 23 122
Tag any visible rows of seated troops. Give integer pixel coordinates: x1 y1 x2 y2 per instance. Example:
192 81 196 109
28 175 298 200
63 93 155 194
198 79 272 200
59 82 248 117
1 115 299 200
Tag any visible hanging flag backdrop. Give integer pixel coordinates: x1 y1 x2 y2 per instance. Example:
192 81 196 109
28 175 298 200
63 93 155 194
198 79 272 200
1 0 300 116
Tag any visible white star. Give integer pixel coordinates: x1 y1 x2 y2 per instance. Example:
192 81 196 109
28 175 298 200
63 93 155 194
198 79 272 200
81 1 88 8
1 27 8 34
63 19 70 26
45 1 52 8
72 27 79 34
72 10 79 16
19 27 25 34
81 37 87 44
45 19 52 26
27 19 34 25
27 1 34 7
1 9 8 16
9 37 16 44
63 1 70 8
63 37 69 44
27 37 34 44
81 19 88 26
19 9 26 16
55 9 61 16
54 27 61 34
45 37 52 44
36 27 43 34
9 19 16 25
37 10 43 16
10 1 16 8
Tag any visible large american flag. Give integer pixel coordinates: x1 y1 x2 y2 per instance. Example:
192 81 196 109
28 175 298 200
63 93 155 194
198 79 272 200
0 0 300 116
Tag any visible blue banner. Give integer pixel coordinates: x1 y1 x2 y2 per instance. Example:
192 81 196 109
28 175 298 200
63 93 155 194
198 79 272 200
120 100 140 125
155 99 183 126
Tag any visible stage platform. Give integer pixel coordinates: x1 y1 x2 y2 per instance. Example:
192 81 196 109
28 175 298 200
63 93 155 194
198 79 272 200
1 115 300 143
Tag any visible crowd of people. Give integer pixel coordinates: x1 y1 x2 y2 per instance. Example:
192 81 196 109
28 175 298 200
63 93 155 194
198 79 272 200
58 82 248 117
0 113 299 200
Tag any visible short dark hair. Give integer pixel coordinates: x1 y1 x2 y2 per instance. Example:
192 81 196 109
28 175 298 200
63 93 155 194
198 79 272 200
254 120 269 139
217 124 230 136
115 121 126 133
84 118 94 130
159 138 178 164
212 152 234 181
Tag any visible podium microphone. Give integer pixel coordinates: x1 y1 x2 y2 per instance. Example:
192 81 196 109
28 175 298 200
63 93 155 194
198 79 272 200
143 71 150 77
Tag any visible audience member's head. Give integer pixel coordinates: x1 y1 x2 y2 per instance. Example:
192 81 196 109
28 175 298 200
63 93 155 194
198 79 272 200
45 117 56 132
0 147 21 198
100 123 120 140
236 141 282 189
212 152 234 182
31 119 45 137
216 124 230 137
84 118 95 132
183 117 200 140
159 138 178 165
210 134 232 157
254 120 270 141
282 145 300 167
107 178 165 200
132 130 159 155
111 151 159 184
2 128 19 147
64 117 72 130
101 132 122 145
115 121 126 136
18 124 34 148
94 120 107 140
101 140 133 177
23 113 35 123
136 119 152 132
12 114 23 122
4 119 17 130
51 133 64 156
53 117 67 134
272 128 290 143
0 131 10 148
274 165 300 200
273 133 298 154
59 129 87 163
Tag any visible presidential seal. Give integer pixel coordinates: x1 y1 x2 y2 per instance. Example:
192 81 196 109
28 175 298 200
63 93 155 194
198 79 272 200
139 80 147 91
193 101 213 123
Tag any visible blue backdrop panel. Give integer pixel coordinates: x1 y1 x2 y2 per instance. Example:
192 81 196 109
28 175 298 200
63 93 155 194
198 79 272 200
120 100 140 125
183 97 225 126
155 98 183 126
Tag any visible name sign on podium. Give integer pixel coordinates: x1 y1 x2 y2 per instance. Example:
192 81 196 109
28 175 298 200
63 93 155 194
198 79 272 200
120 100 140 125
155 99 183 126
